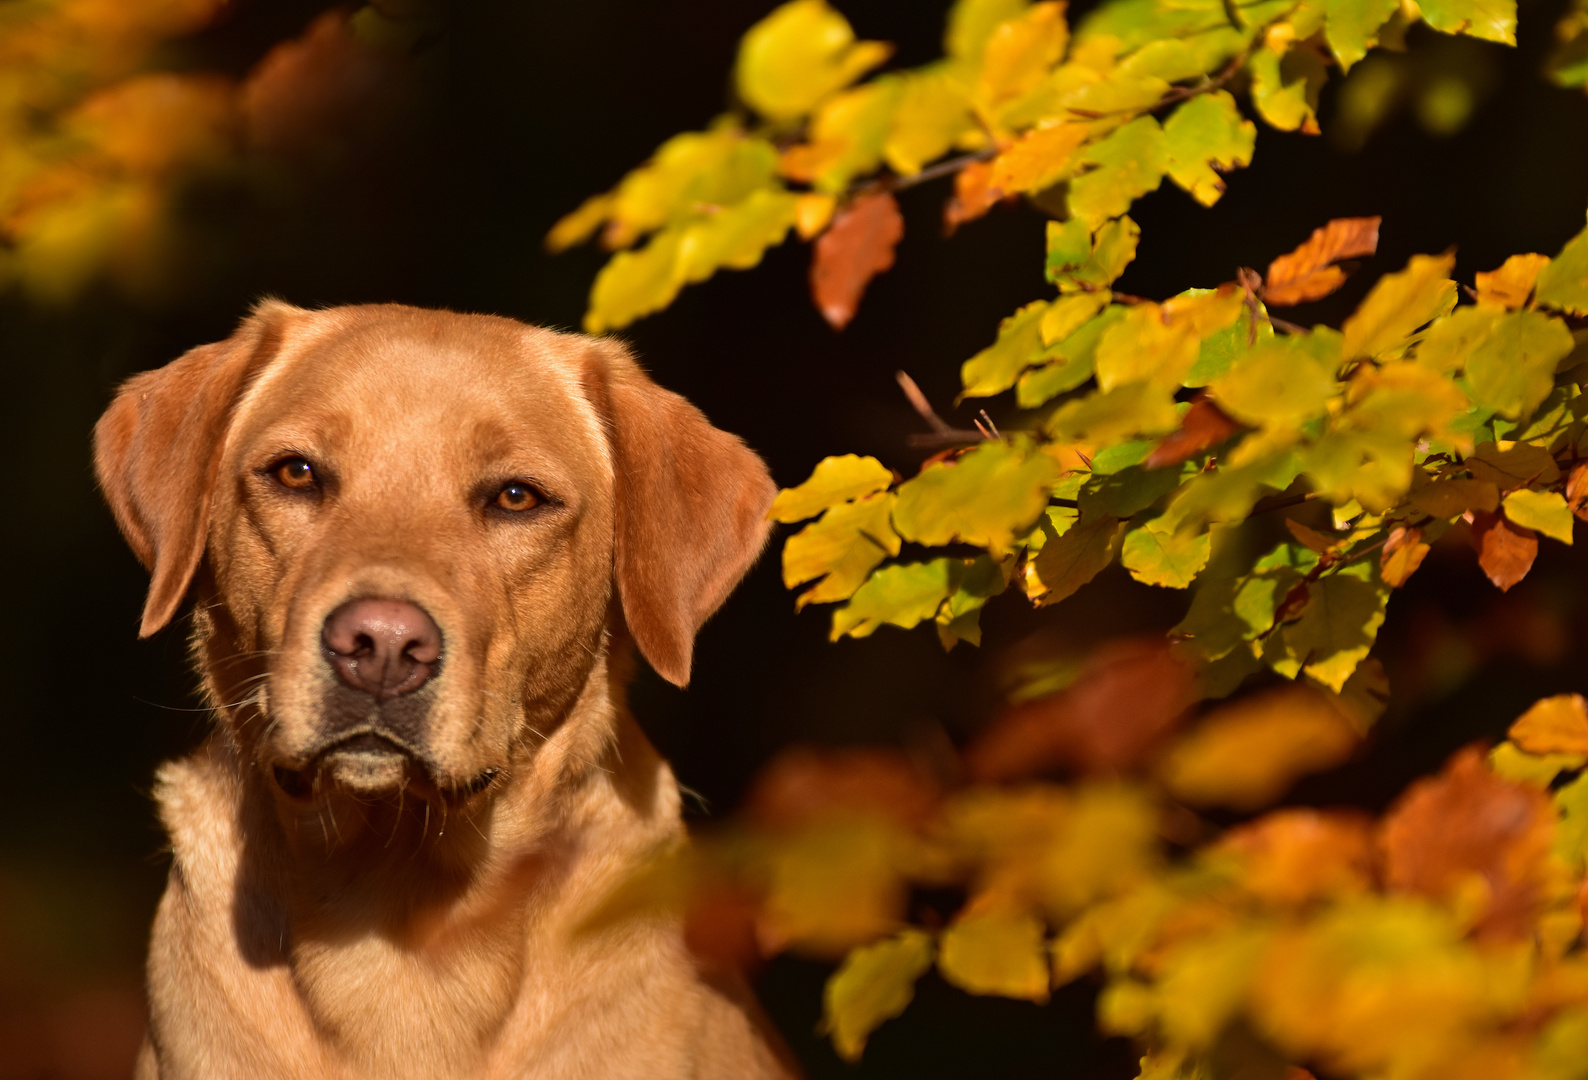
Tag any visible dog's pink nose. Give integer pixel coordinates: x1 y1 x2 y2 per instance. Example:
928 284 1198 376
322 598 441 699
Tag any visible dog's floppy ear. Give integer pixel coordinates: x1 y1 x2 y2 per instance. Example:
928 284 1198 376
94 301 297 638
582 338 776 688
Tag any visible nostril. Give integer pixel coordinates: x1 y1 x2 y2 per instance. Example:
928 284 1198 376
321 597 443 698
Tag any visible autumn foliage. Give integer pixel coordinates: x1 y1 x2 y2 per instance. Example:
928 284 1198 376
546 0 1588 1074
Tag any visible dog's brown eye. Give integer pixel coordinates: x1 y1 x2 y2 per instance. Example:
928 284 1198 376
271 457 316 490
494 482 540 512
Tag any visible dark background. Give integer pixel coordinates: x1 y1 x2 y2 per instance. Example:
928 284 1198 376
3 1 1588 1076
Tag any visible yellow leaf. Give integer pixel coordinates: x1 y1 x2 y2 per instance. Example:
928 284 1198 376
676 188 799 283
893 438 1064 554
1488 741 1585 787
831 558 959 639
1037 783 1161 915
1509 694 1588 756
1209 332 1340 429
1503 489 1575 545
1121 518 1212 589
584 228 685 334
946 0 1032 63
1067 115 1168 226
795 192 837 239
989 121 1090 195
735 0 892 122
784 493 901 606
1041 290 1112 347
607 126 779 247
938 906 1051 1001
1341 252 1458 359
781 80 902 192
1094 302 1200 390
975 1 1070 114
884 70 974 175
1154 926 1274 1049
770 454 894 523
545 192 612 253
1160 686 1360 809
823 930 934 1061
1046 381 1182 443
757 817 908 955
1476 253 1551 309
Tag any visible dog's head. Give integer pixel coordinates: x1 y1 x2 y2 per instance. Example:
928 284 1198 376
95 301 774 814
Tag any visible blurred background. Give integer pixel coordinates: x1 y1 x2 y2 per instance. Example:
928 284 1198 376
3 0 1588 1076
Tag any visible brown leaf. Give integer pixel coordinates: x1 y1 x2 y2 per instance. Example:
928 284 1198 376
965 637 1195 780
1379 746 1554 940
1380 526 1430 587
1472 511 1538 592
744 746 939 829
810 191 904 330
1567 462 1588 521
1144 397 1240 469
1263 216 1382 307
943 159 1001 235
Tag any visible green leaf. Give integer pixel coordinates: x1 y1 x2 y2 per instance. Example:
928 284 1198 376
938 908 1051 1001
832 558 959 639
1209 331 1341 429
735 0 892 122
1122 518 1212 588
1186 305 1273 386
893 438 1064 554
937 554 1010 648
1464 310 1577 420
823 929 935 1061
1047 215 1141 293
1325 0 1401 69
1414 305 1504 374
961 300 1050 399
1068 117 1169 226
1079 464 1185 518
1018 305 1128 408
1341 252 1458 360
1536 217 1588 317
1046 381 1182 443
1025 515 1126 606
771 454 894 523
784 493 902 607
1271 568 1389 692
1503 489 1575 545
1248 43 1327 134
1162 92 1256 207
1416 0 1516 43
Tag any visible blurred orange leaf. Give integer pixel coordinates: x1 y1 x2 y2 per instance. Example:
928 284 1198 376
1220 809 1375 905
745 746 940 829
944 158 1001 234
810 190 903 330
1508 694 1588 756
1380 526 1430 587
1475 253 1550 309
1379 746 1554 939
1264 216 1382 307
966 637 1194 780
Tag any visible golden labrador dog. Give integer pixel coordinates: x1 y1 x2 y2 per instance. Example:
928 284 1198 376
94 302 795 1079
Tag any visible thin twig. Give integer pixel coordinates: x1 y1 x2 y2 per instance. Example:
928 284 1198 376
896 370 953 434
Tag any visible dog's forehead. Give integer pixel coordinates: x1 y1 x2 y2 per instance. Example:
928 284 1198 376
232 309 611 473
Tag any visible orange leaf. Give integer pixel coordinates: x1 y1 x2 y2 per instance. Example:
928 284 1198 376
1567 462 1588 522
1143 397 1240 469
1263 216 1382 307
1474 253 1550 310
1284 518 1340 554
1220 809 1374 905
989 122 1088 197
944 159 1001 234
1472 511 1538 592
810 191 904 330
1380 526 1431 587
1379 746 1554 940
965 637 1194 780
1508 694 1588 756
744 746 939 829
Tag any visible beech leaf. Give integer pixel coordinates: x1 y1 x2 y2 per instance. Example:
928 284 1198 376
735 0 892 122
1502 489 1575 545
771 454 895 523
1472 510 1539 591
1509 694 1588 756
822 930 934 1061
811 191 904 330
1263 216 1382 307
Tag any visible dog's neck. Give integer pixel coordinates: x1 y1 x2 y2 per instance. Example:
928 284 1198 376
157 636 688 1076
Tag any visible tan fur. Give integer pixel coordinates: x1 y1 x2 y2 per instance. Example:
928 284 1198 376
94 303 793 1080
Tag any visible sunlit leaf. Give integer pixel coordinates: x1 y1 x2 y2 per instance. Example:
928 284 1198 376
962 299 1051 398
1535 217 1588 317
1047 214 1141 293
894 438 1064 554
784 493 902 607
1325 0 1401 69
946 0 1032 62
1209 331 1340 429
938 906 1051 1001
1341 252 1458 360
1068 116 1168 225
781 80 902 193
1509 694 1588 756
1249 42 1328 135
771 454 895 523
811 191 904 329
544 192 612 253
1122 518 1212 588
991 121 1090 195
1464 310 1577 420
735 0 892 122
1161 91 1256 207
976 1 1071 114
884 70 975 175
1503 489 1575 545
831 558 959 639
1019 304 1127 407
823 930 935 1061
756 816 910 954
1264 216 1382 307
1047 381 1182 443
1417 0 1517 44
1380 526 1431 587
1219 809 1375 905
1095 302 1201 390
1476 253 1551 309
